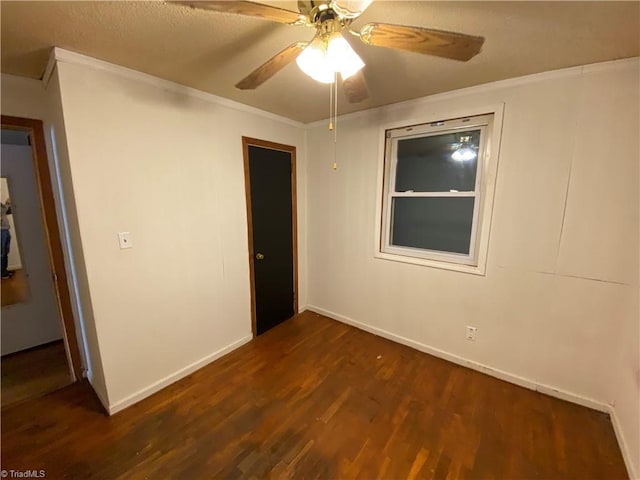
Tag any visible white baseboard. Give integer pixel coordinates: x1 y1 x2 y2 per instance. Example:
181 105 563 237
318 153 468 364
307 305 610 413
108 334 253 415
609 405 639 480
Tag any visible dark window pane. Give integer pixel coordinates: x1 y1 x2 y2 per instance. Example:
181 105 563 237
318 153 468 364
395 130 480 192
391 197 475 254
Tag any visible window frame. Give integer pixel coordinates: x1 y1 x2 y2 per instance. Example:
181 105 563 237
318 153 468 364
374 104 504 275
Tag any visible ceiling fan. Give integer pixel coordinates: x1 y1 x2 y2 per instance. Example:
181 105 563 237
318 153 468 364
171 1 485 104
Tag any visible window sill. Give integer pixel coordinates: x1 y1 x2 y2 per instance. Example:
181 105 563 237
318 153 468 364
373 250 486 276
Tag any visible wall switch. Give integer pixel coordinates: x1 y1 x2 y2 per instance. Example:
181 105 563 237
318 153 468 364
466 326 477 341
118 232 133 249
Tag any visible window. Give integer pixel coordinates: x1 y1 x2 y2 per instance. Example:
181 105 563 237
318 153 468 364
376 109 502 274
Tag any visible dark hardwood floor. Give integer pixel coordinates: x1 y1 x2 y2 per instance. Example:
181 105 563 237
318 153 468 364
0 311 627 479
1 340 71 408
1 268 29 306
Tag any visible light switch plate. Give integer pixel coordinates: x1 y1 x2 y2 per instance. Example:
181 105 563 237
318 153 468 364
118 232 133 249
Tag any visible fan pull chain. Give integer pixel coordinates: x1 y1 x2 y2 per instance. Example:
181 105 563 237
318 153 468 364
328 80 334 131
327 74 339 170
332 73 338 170
334 75 338 140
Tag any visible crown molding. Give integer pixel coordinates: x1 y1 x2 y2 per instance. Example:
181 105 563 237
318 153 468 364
43 47 305 129
581 56 640 74
42 48 57 86
42 47 638 129
305 56 640 128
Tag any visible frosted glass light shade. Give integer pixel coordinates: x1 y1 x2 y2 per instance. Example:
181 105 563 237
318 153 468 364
296 37 335 84
296 32 365 83
326 33 365 80
330 0 374 18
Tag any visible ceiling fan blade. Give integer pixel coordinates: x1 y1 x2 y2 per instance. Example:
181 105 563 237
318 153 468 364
171 1 306 25
342 70 369 103
236 42 307 90
359 23 484 61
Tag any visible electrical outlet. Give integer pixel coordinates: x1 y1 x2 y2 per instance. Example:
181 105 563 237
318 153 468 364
118 231 133 249
466 326 477 341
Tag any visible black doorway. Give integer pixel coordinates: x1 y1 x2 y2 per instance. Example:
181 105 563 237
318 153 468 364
242 137 297 336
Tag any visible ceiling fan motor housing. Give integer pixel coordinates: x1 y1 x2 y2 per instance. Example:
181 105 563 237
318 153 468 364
311 5 340 26
298 1 332 20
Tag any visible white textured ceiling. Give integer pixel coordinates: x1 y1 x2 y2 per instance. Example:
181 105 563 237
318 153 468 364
1 1 639 123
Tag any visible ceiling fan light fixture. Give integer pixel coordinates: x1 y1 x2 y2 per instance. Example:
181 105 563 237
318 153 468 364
296 36 335 83
327 32 365 80
296 31 365 83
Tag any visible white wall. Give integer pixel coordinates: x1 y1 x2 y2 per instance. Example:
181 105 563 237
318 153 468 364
51 56 307 411
306 59 639 477
1 74 49 120
611 290 640 479
45 68 110 402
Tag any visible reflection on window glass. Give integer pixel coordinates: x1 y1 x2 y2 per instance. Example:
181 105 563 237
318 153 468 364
391 197 475 254
395 130 480 192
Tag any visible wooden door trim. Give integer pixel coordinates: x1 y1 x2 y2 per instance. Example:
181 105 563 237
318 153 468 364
242 137 298 337
1 115 83 380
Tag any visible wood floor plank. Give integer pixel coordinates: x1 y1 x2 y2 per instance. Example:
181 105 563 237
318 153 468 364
0 311 629 479
1 340 71 408
1 268 29 306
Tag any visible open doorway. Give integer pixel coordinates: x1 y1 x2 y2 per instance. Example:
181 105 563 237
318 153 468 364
1 116 82 408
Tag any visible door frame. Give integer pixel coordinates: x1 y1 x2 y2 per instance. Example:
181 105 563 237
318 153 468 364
1 115 83 381
242 137 298 337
